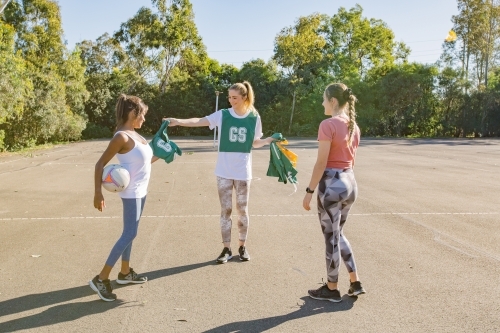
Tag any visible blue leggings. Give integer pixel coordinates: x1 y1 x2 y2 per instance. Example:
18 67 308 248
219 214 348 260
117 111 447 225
105 196 146 266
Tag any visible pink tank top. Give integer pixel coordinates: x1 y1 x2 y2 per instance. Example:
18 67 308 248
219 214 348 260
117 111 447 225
317 116 360 169
114 131 153 199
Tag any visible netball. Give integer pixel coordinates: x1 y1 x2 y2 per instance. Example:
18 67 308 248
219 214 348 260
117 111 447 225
101 164 130 192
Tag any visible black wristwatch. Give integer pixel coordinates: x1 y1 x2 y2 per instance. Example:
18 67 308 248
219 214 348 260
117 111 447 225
306 187 314 194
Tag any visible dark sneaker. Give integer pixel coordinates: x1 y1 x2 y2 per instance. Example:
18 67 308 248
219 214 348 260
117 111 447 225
308 284 342 303
348 281 366 297
89 275 117 302
216 247 233 264
116 268 147 285
238 246 250 261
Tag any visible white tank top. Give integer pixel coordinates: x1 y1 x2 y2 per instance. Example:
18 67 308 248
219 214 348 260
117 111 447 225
114 131 153 199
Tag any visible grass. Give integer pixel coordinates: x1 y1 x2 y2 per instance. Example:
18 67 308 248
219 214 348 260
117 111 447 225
0 141 71 158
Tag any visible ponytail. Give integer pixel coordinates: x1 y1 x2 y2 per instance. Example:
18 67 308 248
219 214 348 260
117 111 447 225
115 94 127 129
242 81 255 110
114 94 148 131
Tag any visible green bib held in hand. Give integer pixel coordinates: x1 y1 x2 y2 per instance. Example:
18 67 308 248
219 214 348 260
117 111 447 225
149 120 182 164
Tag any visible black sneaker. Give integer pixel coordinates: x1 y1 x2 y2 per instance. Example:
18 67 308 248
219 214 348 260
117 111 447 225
348 281 366 296
216 247 233 264
89 275 117 302
238 246 250 261
308 284 342 303
116 268 147 285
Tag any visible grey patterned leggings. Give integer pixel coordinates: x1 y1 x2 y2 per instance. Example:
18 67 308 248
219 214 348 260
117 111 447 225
216 177 251 243
317 168 358 283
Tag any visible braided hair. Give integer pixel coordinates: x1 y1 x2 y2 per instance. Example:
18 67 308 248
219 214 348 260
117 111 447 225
324 83 357 146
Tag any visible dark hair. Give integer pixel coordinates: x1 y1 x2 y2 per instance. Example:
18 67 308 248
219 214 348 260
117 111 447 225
324 83 357 145
115 94 148 130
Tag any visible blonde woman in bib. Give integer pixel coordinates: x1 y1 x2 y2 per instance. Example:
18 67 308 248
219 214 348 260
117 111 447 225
90 94 159 301
166 81 275 263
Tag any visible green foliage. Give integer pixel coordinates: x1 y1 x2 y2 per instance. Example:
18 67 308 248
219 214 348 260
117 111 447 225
2 0 500 152
59 48 90 117
1 0 88 150
0 21 32 150
114 0 206 93
81 123 113 139
78 34 130 132
365 63 440 137
274 14 327 82
321 5 408 80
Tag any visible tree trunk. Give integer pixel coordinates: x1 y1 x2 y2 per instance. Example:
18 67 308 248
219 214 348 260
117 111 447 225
482 0 495 136
288 91 296 134
0 0 12 14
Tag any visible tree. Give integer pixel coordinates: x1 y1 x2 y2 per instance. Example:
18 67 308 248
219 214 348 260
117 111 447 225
372 63 440 137
437 66 467 136
274 14 327 83
114 0 206 93
320 4 409 81
78 34 129 136
2 0 87 148
273 14 328 134
0 21 31 150
235 59 281 111
451 0 500 89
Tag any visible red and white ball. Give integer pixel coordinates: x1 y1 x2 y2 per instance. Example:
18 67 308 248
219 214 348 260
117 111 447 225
102 164 130 192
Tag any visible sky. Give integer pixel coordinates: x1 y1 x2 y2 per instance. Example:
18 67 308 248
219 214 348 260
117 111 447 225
56 0 459 67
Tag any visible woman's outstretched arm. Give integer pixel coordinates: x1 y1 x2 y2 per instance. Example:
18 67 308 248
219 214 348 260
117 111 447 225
164 117 210 127
252 137 274 148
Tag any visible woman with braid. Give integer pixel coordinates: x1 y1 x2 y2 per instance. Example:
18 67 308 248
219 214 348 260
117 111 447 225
303 83 366 303
166 81 275 263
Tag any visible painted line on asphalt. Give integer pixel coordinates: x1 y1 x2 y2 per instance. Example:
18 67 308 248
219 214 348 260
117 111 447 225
0 212 498 221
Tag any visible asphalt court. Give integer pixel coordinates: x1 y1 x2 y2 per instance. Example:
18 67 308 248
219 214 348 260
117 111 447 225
0 138 499 332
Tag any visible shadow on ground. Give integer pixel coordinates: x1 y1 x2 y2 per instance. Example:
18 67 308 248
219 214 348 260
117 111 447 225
0 261 212 332
201 296 358 333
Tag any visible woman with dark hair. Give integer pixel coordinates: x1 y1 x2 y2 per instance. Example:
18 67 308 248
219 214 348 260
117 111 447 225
303 83 366 303
90 94 159 302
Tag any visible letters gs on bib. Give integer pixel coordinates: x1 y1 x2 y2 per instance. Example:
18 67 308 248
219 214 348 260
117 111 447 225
218 109 256 153
229 127 247 143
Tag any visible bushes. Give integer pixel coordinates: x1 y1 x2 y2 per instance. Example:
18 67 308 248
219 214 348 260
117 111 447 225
82 123 113 139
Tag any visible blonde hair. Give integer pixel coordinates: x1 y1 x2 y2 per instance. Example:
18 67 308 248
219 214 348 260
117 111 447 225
115 94 148 130
229 81 256 111
324 83 357 146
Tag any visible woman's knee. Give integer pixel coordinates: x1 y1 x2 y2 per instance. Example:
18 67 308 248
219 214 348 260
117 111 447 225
120 230 138 244
236 206 248 216
221 207 232 219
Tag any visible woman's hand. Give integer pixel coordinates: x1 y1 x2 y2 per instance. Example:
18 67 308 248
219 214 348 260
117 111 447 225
94 192 106 212
303 193 313 211
163 118 178 126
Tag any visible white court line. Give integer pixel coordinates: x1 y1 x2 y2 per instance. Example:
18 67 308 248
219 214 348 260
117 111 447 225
42 163 95 165
0 212 498 221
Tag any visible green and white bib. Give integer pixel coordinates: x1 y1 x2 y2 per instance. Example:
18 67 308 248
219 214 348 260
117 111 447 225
218 109 257 153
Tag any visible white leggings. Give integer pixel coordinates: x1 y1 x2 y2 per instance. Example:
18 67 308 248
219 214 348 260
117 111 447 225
216 177 251 243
